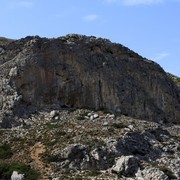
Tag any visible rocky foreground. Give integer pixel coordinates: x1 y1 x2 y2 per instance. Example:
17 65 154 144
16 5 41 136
0 35 180 179
0 108 180 179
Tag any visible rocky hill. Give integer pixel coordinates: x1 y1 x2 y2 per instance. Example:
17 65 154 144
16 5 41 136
0 34 179 128
168 73 180 90
0 34 179 179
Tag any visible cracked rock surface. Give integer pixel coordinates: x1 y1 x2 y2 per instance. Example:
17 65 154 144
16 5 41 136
0 34 179 128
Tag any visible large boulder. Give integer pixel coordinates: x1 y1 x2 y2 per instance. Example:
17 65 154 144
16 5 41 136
57 144 109 170
0 34 179 127
11 171 24 180
59 144 89 170
120 132 152 156
112 155 139 177
136 166 169 180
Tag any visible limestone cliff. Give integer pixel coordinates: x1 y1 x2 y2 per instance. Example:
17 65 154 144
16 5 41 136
0 34 179 127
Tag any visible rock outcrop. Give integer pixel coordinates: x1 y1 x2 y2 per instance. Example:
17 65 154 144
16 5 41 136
112 155 139 177
0 34 179 127
11 171 24 180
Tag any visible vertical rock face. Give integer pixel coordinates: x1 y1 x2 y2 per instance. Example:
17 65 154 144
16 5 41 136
0 34 179 127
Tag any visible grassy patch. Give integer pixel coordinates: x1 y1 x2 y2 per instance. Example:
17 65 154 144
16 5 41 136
46 154 65 163
0 163 39 180
0 37 14 46
81 137 106 148
0 130 5 136
45 140 58 147
45 122 61 129
151 162 177 179
0 144 13 159
76 116 85 120
108 156 115 167
85 170 101 177
159 166 177 179
55 131 67 137
112 123 127 129
76 112 89 120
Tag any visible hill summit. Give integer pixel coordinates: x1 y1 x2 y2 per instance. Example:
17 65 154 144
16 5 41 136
0 34 179 128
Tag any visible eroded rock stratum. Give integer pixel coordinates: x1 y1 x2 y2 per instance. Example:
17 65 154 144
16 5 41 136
0 34 179 127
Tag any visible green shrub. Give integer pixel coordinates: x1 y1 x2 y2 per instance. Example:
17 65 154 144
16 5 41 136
159 166 177 179
55 131 67 136
108 127 115 134
85 170 101 177
112 123 127 129
45 122 61 129
0 163 39 180
0 37 13 46
0 130 5 136
76 115 85 120
108 156 115 167
46 154 65 163
76 112 89 120
46 140 58 147
0 144 13 159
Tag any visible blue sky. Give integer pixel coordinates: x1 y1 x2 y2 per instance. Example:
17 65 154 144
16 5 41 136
0 0 180 76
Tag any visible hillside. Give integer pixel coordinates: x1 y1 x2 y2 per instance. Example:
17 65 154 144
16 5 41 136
168 73 180 88
0 37 14 46
0 109 180 179
0 34 179 179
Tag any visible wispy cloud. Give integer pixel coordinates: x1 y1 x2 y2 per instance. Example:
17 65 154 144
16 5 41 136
83 14 99 22
154 52 170 61
104 0 164 5
123 0 163 6
8 1 34 9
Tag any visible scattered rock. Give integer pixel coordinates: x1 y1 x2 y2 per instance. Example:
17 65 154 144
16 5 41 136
93 113 99 119
0 109 179 179
11 171 24 180
50 110 58 118
109 114 115 119
103 122 109 126
128 125 134 130
136 166 169 180
9 66 18 77
90 147 109 170
112 155 139 177
87 113 93 117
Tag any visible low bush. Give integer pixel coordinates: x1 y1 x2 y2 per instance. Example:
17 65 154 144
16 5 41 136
0 163 39 180
46 154 65 163
112 123 127 129
159 166 177 179
0 144 13 159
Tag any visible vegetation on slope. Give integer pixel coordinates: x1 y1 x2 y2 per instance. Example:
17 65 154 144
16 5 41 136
0 37 14 46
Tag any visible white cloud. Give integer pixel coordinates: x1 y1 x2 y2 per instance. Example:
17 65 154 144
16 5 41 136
154 52 169 61
104 0 164 5
83 14 99 22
